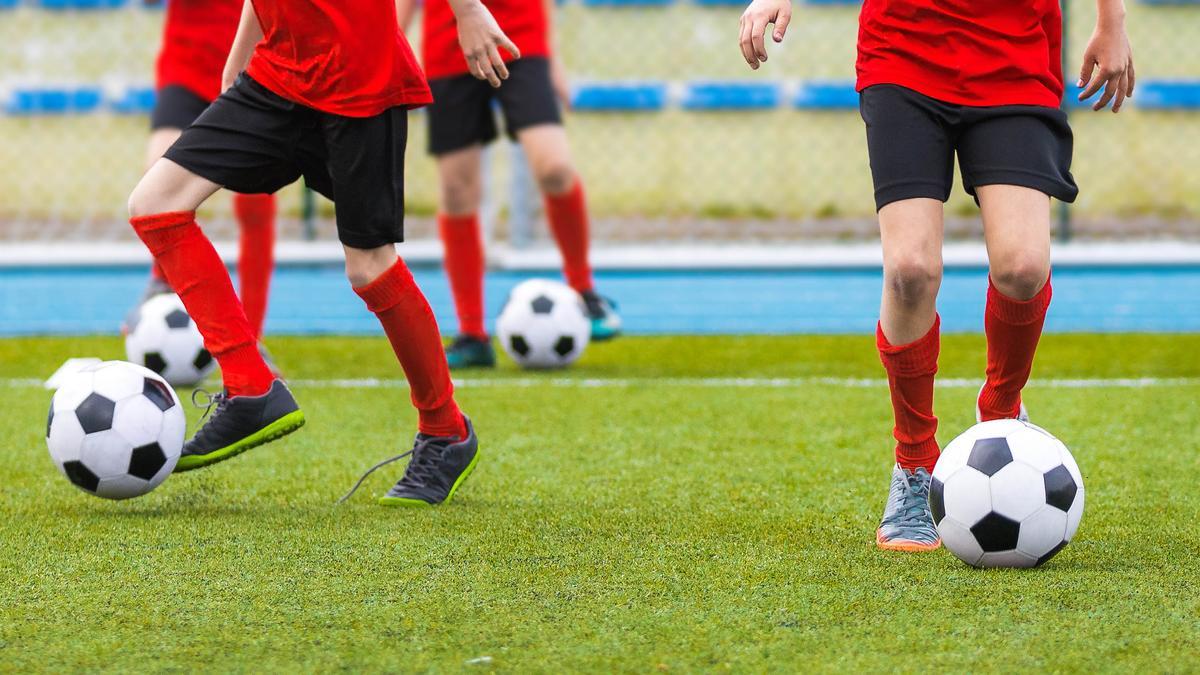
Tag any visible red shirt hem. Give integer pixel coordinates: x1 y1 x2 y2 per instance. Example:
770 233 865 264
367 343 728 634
246 58 433 118
856 72 1062 109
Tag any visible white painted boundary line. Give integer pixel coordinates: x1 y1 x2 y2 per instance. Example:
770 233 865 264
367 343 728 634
6 376 1199 390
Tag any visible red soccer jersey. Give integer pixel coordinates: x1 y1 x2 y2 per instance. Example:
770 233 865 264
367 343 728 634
156 0 242 103
422 0 550 81
855 0 1064 108
246 0 432 117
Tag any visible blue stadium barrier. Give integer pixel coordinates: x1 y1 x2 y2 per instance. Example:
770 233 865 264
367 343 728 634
5 87 103 115
37 0 125 8
683 82 779 110
794 80 858 109
1136 81 1200 109
572 83 667 111
111 87 157 115
0 0 19 8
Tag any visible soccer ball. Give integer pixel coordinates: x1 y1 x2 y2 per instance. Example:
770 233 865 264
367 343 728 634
46 361 185 500
931 419 1084 568
496 279 590 369
125 293 215 387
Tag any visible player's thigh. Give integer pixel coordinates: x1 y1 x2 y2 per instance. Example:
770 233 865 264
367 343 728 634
977 185 1052 297
859 85 956 212
129 157 222 216
427 74 497 156
144 129 182 172
317 107 409 250
956 106 1078 207
879 198 946 274
435 144 485 214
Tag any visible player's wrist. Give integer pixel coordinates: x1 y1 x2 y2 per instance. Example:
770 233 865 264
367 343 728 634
1095 0 1126 30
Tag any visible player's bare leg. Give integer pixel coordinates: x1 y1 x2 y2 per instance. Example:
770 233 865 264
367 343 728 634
875 197 944 552
345 244 478 506
129 159 303 471
517 123 621 340
977 184 1054 422
123 129 187 324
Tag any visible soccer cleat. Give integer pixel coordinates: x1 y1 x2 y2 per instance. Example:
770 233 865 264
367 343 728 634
581 290 622 341
175 379 305 472
975 383 1029 423
121 275 174 335
445 335 497 369
876 464 942 552
379 416 480 507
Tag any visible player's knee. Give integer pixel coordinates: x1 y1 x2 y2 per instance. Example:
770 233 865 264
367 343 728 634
127 182 161 219
992 254 1049 300
343 245 398 288
886 257 942 306
440 177 481 215
535 162 576 196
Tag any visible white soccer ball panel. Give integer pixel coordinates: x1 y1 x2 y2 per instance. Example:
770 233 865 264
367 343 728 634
125 294 214 386
977 550 1039 569
95 474 154 500
1016 506 1068 558
936 517 984 567
932 446 970 483
159 404 186 458
47 414 86 465
1065 488 1085 542
51 372 95 413
1005 426 1067 473
112 395 164 447
942 467 993 527
80 431 135 479
990 462 1047 521
90 362 147 401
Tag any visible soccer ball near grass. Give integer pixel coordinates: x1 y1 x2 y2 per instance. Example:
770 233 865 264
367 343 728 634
930 419 1084 568
46 361 185 500
125 293 215 386
497 279 590 369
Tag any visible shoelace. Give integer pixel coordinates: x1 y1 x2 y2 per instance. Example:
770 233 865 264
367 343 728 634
335 439 451 505
880 471 932 530
335 448 415 505
191 388 228 425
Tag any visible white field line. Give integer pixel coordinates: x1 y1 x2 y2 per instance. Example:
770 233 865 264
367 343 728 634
8 376 1196 390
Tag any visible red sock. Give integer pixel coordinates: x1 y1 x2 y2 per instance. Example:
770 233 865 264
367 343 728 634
234 193 276 339
150 261 167 282
544 180 594 293
878 316 941 473
979 275 1052 420
354 260 466 439
437 213 487 339
131 212 274 397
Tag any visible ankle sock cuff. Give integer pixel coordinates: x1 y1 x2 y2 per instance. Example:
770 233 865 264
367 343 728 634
130 211 196 233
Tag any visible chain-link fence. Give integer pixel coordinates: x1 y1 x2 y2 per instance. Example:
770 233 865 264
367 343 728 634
1 0 1197 247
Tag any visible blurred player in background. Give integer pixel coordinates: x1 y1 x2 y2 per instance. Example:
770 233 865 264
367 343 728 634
126 0 518 506
739 0 1134 550
125 0 277 351
399 0 622 369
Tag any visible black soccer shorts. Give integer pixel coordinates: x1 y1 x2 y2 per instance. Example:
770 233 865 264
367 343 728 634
426 56 563 155
859 84 1078 211
164 73 408 249
150 85 211 131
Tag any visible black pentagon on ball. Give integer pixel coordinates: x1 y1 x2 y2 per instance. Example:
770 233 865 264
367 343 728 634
47 405 55 438
1043 465 1078 512
62 460 99 493
531 295 555 314
554 336 575 357
1036 540 1068 567
143 377 176 412
144 352 168 374
75 392 116 434
510 335 531 357
970 512 1021 552
128 442 168 480
193 348 213 371
164 308 192 329
967 437 1014 477
928 476 945 525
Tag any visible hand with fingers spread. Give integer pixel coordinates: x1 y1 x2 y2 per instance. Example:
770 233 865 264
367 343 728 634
1078 0 1135 112
738 0 793 70
449 0 521 87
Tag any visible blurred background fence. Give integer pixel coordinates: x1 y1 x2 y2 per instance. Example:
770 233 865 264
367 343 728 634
0 0 1198 249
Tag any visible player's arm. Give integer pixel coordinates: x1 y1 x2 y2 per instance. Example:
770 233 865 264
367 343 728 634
395 0 417 33
222 0 264 93
1078 0 1135 112
447 0 521 88
738 0 793 70
545 0 570 108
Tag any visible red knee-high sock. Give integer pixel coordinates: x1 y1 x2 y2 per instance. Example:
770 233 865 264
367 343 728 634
150 261 167 282
437 213 487 339
878 316 941 473
979 275 1052 420
354 260 466 439
234 193 276 339
131 211 275 397
544 180 594 293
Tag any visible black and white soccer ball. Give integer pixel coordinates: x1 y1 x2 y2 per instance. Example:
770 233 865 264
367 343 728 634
496 279 591 369
46 361 185 500
125 293 215 387
931 419 1084 568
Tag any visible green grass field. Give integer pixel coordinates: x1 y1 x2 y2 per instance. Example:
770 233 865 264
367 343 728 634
2 334 1199 671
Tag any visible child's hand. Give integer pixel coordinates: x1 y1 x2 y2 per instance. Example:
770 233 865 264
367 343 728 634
1078 24 1135 112
456 2 521 88
739 0 793 70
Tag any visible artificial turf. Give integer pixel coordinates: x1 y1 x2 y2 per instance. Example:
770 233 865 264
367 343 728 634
1 334 1198 672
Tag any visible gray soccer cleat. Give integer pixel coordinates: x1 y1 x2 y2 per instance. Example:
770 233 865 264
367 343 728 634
876 464 942 552
975 383 1030 424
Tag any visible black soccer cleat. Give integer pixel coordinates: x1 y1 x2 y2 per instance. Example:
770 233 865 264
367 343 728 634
175 379 305 472
379 416 479 507
580 290 622 341
445 334 497 369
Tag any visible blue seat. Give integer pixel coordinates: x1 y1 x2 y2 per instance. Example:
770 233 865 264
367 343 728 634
1136 81 1200 109
5 87 103 115
794 80 858 109
111 87 157 115
683 82 779 110
572 83 667 111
